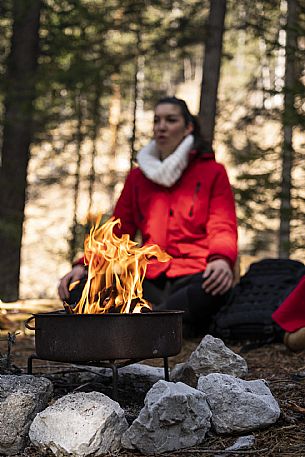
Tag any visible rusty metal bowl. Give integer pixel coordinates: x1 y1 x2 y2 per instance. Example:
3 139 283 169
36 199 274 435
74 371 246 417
25 311 183 362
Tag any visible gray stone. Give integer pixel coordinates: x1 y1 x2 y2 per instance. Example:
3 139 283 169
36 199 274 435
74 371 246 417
29 391 128 456
225 435 256 451
187 334 248 378
122 380 211 454
170 335 247 385
76 362 164 389
214 435 255 457
197 373 280 434
0 375 53 455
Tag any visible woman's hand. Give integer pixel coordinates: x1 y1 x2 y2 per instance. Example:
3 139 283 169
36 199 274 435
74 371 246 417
202 259 233 296
58 264 87 301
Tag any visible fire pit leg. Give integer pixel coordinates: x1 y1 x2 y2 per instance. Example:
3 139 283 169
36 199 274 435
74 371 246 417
108 362 119 401
163 357 169 381
27 354 39 374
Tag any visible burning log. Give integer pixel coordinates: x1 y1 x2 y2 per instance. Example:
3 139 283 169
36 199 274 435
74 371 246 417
64 288 152 315
130 299 152 313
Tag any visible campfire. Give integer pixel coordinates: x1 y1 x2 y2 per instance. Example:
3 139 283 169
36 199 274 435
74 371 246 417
25 215 182 368
68 216 171 315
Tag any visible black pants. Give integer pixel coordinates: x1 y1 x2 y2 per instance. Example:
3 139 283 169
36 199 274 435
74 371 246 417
143 272 231 337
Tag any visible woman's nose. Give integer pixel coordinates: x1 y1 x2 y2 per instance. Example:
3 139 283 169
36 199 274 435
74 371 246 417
158 119 167 130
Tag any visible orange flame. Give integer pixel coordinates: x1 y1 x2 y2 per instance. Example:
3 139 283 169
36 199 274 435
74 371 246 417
72 216 171 314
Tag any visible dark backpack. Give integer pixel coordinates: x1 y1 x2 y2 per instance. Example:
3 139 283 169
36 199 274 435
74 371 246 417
212 258 305 343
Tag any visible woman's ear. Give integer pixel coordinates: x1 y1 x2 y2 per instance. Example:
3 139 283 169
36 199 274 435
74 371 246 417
185 122 194 136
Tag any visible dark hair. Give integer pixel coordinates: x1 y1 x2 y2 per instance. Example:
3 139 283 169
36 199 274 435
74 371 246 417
155 96 213 154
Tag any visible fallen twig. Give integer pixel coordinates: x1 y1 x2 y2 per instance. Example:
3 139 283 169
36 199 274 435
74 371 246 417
274 424 299 430
0 332 21 374
72 382 93 392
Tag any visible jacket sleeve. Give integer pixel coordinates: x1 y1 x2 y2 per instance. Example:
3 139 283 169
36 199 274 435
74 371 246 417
113 171 138 239
206 165 238 268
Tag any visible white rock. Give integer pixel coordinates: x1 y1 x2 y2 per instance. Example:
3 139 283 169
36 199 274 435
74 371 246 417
29 391 128 456
171 335 248 386
77 362 164 389
197 373 280 434
0 375 53 456
122 380 211 454
188 334 248 377
225 435 256 451
214 435 256 457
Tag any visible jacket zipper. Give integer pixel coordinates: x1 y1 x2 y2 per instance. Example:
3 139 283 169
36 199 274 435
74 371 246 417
136 187 144 221
189 181 201 217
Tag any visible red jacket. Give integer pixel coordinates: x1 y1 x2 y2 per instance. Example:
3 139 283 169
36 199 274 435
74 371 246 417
272 275 305 332
113 152 238 279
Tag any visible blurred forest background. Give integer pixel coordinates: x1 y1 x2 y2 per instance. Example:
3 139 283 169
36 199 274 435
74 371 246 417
0 0 304 302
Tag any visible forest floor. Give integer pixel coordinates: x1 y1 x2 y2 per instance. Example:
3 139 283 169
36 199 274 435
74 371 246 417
1 302 305 457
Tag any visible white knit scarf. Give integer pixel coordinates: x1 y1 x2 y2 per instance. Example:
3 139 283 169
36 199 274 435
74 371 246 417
136 134 194 187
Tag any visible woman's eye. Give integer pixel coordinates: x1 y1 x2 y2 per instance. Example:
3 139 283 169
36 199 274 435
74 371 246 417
153 116 179 124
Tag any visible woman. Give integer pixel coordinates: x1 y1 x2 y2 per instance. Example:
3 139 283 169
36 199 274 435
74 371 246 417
58 97 238 336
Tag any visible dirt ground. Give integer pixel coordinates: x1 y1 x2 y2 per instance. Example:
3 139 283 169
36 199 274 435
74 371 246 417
1 312 305 457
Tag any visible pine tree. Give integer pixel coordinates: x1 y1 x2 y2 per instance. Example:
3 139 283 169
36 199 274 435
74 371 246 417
0 0 41 301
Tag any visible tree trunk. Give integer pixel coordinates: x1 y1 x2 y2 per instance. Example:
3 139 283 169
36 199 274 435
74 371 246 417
130 29 144 168
69 93 84 264
0 0 41 301
88 86 102 217
109 78 121 159
199 0 226 147
278 0 299 258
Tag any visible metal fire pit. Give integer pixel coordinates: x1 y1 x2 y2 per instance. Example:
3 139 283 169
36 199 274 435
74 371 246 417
25 310 183 399
25 310 183 361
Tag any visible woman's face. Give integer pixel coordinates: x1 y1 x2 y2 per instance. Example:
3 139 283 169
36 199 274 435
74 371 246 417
153 103 193 159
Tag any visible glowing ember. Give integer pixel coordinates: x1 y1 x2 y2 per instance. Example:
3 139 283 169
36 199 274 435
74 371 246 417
71 217 171 314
